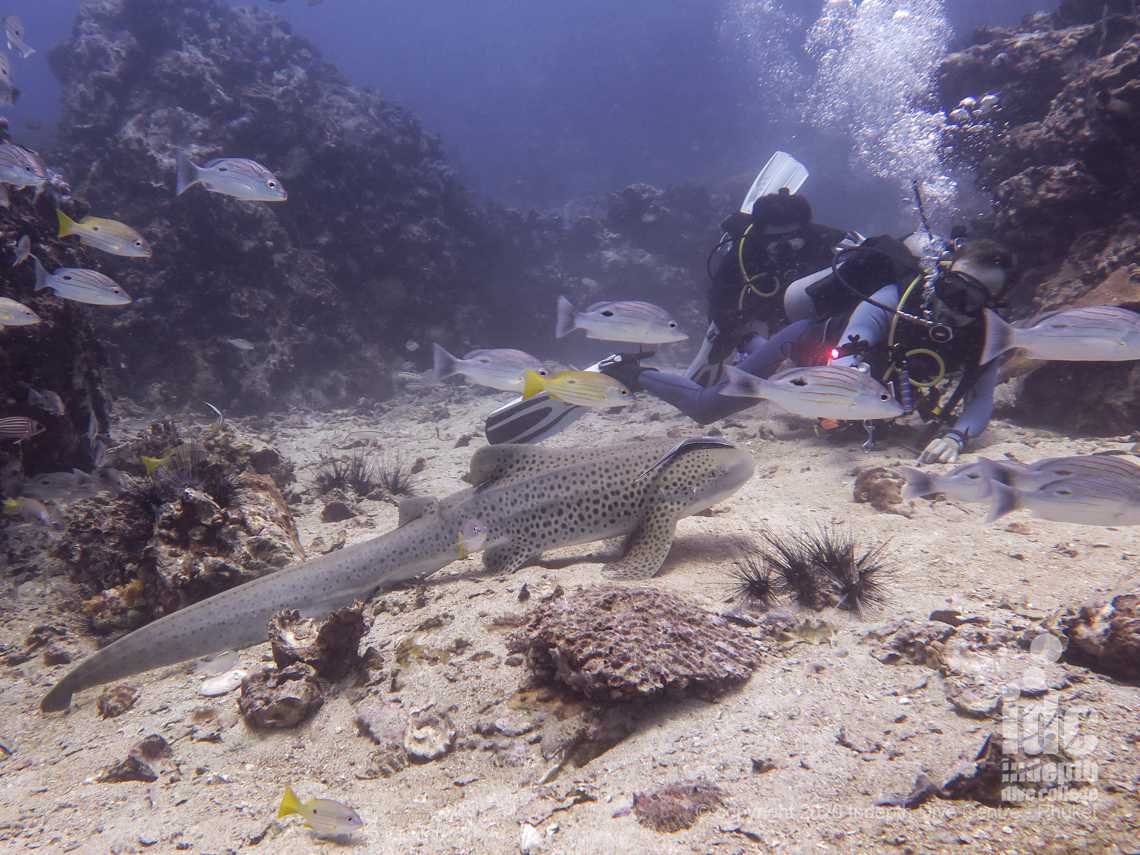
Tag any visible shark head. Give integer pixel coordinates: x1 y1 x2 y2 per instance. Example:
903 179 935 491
653 444 755 516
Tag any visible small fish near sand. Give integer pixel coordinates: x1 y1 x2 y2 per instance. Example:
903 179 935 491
0 416 45 443
556 295 687 344
32 258 131 306
0 296 39 327
176 151 287 202
522 369 632 408
57 210 152 258
986 476 1140 527
981 305 1140 365
278 786 364 839
4 16 35 58
456 517 488 559
722 365 904 421
3 496 61 528
433 343 546 392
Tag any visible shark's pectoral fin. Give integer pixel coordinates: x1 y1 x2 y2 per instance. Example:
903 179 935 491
482 541 534 575
602 501 682 580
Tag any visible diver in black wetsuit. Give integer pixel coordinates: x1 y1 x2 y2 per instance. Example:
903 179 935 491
600 236 1016 464
690 188 848 386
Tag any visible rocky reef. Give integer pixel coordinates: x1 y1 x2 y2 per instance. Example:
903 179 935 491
938 1 1140 433
46 0 721 413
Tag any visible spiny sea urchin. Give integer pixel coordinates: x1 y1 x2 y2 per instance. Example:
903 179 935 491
801 525 893 614
725 541 779 609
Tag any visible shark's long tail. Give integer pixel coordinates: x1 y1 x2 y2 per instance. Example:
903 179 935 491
42 515 455 712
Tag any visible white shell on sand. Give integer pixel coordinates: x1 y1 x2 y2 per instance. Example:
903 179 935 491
199 668 247 697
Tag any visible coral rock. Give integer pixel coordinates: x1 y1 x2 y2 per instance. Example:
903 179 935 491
1051 592 1140 680
508 586 764 702
403 710 456 762
853 467 905 513
268 604 369 680
632 779 724 833
238 663 324 729
97 685 141 719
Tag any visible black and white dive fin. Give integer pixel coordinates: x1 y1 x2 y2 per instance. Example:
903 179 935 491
483 359 604 445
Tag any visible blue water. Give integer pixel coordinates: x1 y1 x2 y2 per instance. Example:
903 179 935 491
6 0 1046 217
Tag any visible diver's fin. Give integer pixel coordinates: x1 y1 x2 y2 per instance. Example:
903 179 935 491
740 151 809 214
602 500 681 580
483 359 605 445
175 150 200 195
980 309 1016 365
482 541 532 575
985 481 1022 524
684 321 727 384
397 496 437 527
432 343 459 382
898 466 935 500
555 295 577 339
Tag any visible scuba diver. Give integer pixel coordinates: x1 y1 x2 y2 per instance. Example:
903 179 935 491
598 234 1016 465
688 187 848 387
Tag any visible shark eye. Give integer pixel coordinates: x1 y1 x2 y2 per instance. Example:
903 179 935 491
966 473 980 480
600 310 614 317
218 166 228 172
1057 489 1073 496
791 378 807 387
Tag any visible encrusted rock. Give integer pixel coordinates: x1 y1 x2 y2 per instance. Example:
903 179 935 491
97 685 141 719
403 710 456 762
238 663 324 729
1049 592 1140 680
507 586 764 702
632 779 724 833
96 734 174 784
268 604 369 680
853 467 906 514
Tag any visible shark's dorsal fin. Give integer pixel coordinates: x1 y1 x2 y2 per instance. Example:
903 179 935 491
637 436 738 480
397 496 438 527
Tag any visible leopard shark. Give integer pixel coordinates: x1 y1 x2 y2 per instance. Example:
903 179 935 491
41 438 754 712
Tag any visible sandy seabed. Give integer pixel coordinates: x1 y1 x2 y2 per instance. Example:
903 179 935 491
1 372 1137 854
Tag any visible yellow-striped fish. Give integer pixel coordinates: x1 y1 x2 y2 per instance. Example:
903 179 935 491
521 369 632 408
57 210 152 258
277 786 363 838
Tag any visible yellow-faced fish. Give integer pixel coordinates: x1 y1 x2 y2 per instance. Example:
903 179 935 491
0 296 39 326
32 257 131 306
176 151 287 202
140 452 173 476
3 496 61 528
4 16 35 59
57 210 152 258
521 369 632 408
457 517 488 559
277 786 363 838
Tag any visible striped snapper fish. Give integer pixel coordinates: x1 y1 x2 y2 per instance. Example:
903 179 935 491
987 475 1140 526
0 296 39 326
57 210 152 258
176 151 287 202
0 416 45 442
722 365 904 420
0 143 47 189
981 305 1140 365
556 295 687 344
33 258 131 306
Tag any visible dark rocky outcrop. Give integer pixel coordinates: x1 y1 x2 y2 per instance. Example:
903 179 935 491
50 0 496 411
937 4 1140 434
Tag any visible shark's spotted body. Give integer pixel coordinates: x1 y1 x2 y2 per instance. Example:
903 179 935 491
42 439 753 712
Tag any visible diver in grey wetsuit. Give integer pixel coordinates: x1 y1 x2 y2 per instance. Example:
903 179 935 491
600 237 1015 465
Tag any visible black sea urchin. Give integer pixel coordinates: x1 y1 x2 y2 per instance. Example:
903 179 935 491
375 455 416 497
726 542 779 609
762 529 831 610
803 526 893 614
